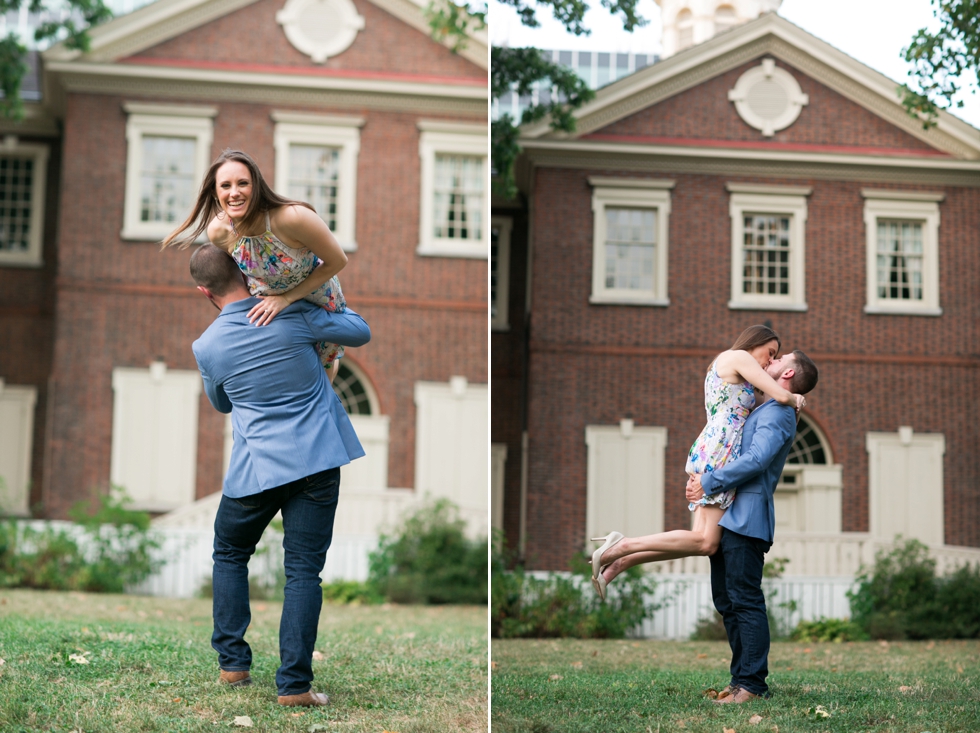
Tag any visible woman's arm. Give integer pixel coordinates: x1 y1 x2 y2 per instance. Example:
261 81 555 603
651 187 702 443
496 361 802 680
722 350 803 408
248 205 348 326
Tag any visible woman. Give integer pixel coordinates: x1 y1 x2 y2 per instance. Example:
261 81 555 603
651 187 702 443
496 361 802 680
163 149 348 373
591 325 805 599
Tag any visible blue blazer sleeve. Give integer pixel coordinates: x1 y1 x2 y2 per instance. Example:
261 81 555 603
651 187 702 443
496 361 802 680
193 342 232 414
302 307 371 347
701 405 796 495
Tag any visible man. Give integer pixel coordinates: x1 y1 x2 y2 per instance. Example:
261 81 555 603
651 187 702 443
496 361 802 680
189 243 371 707
686 349 819 704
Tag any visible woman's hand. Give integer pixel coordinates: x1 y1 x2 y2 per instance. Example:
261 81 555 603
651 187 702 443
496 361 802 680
794 394 806 412
248 294 292 326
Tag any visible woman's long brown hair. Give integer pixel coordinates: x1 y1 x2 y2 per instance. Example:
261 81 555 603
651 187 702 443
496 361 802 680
161 148 314 250
730 324 781 353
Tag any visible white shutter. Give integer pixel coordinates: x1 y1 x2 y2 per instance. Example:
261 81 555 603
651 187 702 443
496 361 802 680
0 383 37 516
342 415 390 491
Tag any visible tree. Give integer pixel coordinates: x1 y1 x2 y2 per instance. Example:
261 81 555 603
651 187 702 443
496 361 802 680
0 0 112 119
899 0 980 128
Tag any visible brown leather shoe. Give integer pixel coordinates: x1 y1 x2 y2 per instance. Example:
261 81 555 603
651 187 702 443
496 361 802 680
219 670 252 687
716 685 735 700
277 691 330 707
715 687 759 704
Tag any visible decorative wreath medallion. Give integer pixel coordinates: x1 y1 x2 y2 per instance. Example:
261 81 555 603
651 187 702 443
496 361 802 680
276 0 365 63
728 58 809 136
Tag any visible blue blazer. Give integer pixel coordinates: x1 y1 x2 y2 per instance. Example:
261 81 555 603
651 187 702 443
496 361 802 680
699 399 797 544
192 297 371 498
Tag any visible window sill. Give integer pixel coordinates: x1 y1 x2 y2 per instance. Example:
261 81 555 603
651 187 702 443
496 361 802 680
589 294 670 307
727 300 808 312
864 304 943 317
417 241 488 259
0 257 43 268
491 323 511 332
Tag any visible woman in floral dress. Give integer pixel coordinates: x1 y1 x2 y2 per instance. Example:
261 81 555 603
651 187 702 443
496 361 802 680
589 325 805 599
164 149 348 377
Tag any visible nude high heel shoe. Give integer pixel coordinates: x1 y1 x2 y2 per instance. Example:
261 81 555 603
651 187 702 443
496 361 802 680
590 532 624 580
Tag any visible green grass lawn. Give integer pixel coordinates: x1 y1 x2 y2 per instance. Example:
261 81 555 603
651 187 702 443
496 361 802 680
0 589 487 733
491 638 980 733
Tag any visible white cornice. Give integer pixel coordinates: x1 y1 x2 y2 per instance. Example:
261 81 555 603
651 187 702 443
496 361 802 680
726 182 812 195
271 111 366 127
587 176 676 189
861 189 946 202
521 12 980 161
122 101 218 117
417 119 487 134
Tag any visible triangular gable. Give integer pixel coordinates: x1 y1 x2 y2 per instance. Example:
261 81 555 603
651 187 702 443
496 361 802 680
44 0 487 70
522 13 980 161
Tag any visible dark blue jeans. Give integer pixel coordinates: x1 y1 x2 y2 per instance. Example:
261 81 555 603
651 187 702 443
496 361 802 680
709 527 772 697
212 467 340 696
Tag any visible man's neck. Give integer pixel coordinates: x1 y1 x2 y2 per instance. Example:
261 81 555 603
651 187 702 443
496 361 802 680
213 288 253 310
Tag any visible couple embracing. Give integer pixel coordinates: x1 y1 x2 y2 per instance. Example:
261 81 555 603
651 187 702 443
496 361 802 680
591 325 819 703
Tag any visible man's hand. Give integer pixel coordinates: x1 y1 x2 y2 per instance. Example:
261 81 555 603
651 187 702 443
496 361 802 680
686 474 705 503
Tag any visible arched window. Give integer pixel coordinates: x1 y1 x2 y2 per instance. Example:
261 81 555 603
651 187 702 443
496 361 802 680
714 5 736 35
676 8 694 51
332 361 379 415
786 416 831 465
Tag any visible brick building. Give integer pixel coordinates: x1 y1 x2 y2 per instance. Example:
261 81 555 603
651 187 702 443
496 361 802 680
491 11 980 575
0 0 489 538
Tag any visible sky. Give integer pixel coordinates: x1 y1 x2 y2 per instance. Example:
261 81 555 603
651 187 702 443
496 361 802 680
487 0 980 129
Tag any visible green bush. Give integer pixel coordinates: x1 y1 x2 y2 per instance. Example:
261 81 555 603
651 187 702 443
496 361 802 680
791 617 868 643
0 487 162 592
367 499 487 605
847 536 980 640
491 535 660 639
322 579 383 605
690 610 728 641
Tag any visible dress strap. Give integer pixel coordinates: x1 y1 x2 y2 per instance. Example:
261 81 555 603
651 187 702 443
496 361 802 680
264 211 271 232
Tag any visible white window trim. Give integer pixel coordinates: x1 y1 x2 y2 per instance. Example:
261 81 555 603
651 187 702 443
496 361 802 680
727 184 810 311
0 137 48 268
0 380 37 516
491 442 507 531
491 216 512 331
121 103 216 242
272 112 364 252
862 190 943 316
589 177 674 306
417 121 489 259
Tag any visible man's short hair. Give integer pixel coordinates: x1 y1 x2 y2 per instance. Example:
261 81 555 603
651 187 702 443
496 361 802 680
189 243 243 296
787 349 818 395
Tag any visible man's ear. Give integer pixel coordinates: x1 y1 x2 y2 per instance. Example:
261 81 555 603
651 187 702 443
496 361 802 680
781 366 796 383
197 285 212 299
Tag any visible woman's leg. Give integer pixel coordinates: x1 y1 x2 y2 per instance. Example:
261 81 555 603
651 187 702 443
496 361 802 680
599 505 725 567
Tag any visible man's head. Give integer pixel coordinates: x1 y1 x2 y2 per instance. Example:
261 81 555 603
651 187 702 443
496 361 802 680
767 349 819 395
189 243 248 304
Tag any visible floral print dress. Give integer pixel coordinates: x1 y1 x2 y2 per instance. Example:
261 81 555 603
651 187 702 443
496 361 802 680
232 213 347 366
685 361 756 511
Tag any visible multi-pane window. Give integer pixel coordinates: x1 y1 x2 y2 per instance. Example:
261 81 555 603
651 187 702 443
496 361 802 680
741 214 791 296
714 5 737 35
0 144 48 267
604 208 656 291
862 191 942 316
139 136 196 225
491 216 512 330
332 362 372 415
727 185 809 311
590 178 673 305
677 9 694 51
433 154 483 241
122 104 215 241
273 114 362 251
417 123 488 258
876 220 923 302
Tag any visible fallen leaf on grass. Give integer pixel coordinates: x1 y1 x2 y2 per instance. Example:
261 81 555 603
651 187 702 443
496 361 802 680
255 604 268 612
806 705 831 718
925 641 936 650
723 727 736 733
770 727 779 733
490 661 498 671
0 658 5 666
749 714 764 725
312 651 325 661
308 725 330 733
290 712 305 717
674 720 686 729
956 665 964 674
702 688 720 699
879 641 889 648
68 653 90 665
172 698 182 703
233 715 253 727
549 674 563 681
696 653 708 659
899 686 913 694
592 650 598 657
803 648 812 653
571 661 583 669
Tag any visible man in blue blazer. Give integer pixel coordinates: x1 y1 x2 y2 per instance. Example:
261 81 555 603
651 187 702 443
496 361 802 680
686 349 819 704
190 244 371 707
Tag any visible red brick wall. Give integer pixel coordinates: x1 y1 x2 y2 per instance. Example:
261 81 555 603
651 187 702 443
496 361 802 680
516 164 980 569
127 0 485 81
593 57 939 153
41 91 487 515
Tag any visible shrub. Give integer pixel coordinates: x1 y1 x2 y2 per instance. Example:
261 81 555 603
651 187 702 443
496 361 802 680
367 499 487 605
322 579 383 605
847 536 980 640
791 617 868 643
691 611 728 641
491 536 660 639
0 487 162 592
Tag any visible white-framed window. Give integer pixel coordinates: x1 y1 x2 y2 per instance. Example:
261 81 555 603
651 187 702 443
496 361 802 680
121 102 216 241
588 177 674 306
0 138 48 268
727 183 810 311
491 443 507 531
110 362 201 512
585 420 668 545
272 111 363 252
866 427 945 545
776 415 842 534
417 120 488 259
714 4 737 35
862 190 943 316
676 8 694 51
334 361 389 492
491 216 512 330
0 380 37 516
